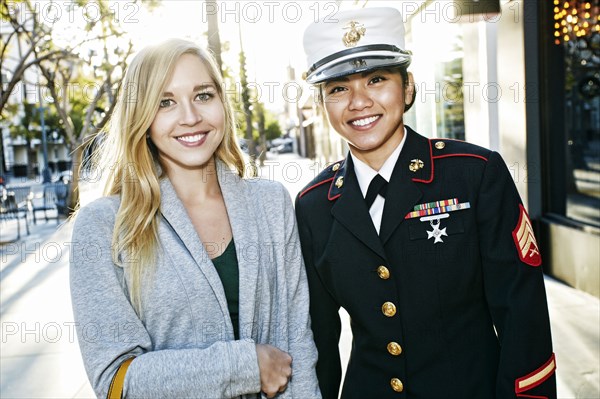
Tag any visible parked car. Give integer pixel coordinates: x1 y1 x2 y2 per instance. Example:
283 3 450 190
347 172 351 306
275 141 293 154
269 138 294 154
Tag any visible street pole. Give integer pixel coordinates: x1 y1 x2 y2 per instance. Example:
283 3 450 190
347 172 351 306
38 105 51 183
37 68 51 184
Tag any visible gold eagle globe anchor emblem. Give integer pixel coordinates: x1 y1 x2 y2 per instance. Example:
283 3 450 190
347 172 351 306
342 21 366 47
409 159 424 172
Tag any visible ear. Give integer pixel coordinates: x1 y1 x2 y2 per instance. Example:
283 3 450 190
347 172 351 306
404 72 415 105
404 72 416 112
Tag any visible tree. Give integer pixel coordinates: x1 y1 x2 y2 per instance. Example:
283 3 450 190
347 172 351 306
0 0 72 116
265 120 283 142
1 0 154 212
205 0 223 74
238 28 257 168
38 30 134 212
255 101 266 165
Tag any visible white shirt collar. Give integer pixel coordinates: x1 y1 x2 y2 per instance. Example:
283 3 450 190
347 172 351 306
351 127 408 198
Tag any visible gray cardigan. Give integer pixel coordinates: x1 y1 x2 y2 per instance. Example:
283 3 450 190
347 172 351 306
70 161 321 398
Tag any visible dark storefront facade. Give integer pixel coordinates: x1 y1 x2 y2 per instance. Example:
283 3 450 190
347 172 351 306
535 0 599 296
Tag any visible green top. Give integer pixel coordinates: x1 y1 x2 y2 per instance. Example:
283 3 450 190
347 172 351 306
211 239 240 340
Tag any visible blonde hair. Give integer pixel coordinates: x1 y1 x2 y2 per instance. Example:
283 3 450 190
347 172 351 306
92 39 245 314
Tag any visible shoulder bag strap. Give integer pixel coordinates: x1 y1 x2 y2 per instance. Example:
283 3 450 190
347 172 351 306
107 357 135 399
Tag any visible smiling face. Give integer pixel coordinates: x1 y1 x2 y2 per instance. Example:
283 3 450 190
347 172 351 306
322 68 414 169
148 54 225 175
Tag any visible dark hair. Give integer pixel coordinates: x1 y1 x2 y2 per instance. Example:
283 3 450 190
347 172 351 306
396 66 416 112
316 66 416 112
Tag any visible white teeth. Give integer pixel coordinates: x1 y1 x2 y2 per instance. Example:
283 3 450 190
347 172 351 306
177 133 205 143
351 115 379 126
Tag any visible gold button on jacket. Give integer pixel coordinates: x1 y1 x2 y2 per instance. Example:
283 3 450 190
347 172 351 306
377 265 390 279
390 378 404 392
387 342 402 356
382 302 396 317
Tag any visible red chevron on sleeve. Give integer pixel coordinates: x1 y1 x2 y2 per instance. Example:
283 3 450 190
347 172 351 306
512 205 542 267
515 353 556 395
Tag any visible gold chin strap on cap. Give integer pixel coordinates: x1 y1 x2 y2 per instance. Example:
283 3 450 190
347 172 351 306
107 357 135 399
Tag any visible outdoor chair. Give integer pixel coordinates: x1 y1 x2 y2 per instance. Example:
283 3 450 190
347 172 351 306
31 182 71 224
54 183 70 218
31 183 63 224
0 186 31 240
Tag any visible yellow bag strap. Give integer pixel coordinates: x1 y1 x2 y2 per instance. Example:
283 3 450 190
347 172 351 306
107 357 135 399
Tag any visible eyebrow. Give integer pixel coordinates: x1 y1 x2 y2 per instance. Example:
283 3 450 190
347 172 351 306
162 84 216 97
324 69 393 87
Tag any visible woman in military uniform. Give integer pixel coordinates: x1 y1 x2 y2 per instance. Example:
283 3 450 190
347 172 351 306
295 7 556 399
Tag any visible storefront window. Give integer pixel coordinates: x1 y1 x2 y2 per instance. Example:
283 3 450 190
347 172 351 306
408 10 465 140
562 32 600 227
436 55 465 140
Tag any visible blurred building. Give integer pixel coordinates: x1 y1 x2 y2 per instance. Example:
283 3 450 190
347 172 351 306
296 0 599 297
1 12 71 180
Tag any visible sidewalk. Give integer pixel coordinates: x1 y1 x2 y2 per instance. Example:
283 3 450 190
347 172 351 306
1 217 94 398
546 277 600 397
1 154 599 398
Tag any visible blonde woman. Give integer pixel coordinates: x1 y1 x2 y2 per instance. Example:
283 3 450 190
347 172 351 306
70 39 321 399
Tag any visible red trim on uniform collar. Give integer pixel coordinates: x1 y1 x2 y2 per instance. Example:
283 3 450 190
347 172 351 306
411 140 490 184
326 159 348 201
412 139 434 183
433 153 489 162
299 177 334 198
327 173 342 201
329 192 341 201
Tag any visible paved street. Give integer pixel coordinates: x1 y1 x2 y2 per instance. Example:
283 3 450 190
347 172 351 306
1 153 599 398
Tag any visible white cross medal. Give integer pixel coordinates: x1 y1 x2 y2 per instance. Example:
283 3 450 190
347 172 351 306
421 213 449 244
405 198 471 244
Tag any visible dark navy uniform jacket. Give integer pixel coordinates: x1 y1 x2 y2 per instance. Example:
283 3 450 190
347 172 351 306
295 127 556 399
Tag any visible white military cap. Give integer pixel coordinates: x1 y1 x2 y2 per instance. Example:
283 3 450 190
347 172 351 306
303 7 411 84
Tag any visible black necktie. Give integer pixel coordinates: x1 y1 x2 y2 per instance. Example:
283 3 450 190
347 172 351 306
365 174 388 209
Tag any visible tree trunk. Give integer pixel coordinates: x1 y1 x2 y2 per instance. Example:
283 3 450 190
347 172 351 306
257 105 266 167
26 140 37 180
67 141 84 214
0 132 7 175
206 0 223 74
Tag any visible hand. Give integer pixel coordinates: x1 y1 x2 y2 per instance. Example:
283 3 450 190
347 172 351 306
255 344 292 398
